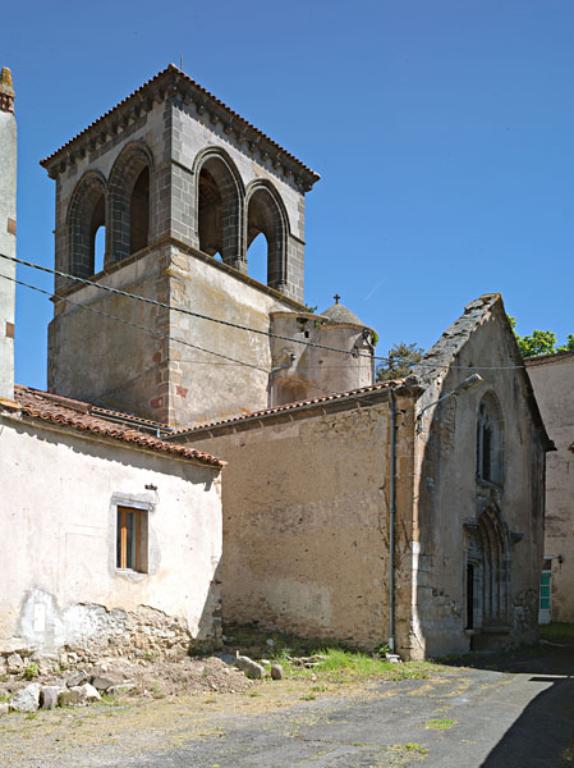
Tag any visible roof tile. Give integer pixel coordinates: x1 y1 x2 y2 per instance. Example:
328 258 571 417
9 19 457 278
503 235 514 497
11 385 224 469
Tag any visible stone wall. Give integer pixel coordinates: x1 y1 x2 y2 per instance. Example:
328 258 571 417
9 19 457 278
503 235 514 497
527 352 574 622
187 391 419 654
411 297 547 658
0 416 222 656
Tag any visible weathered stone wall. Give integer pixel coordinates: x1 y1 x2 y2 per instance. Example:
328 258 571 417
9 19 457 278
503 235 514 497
166 245 296 427
188 394 418 654
47 90 312 425
269 312 374 405
527 352 574 621
48 243 301 426
0 75 16 403
171 103 307 301
411 298 546 658
48 246 172 420
0 416 222 656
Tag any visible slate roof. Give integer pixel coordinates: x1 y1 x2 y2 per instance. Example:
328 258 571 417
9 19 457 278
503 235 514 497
9 385 224 468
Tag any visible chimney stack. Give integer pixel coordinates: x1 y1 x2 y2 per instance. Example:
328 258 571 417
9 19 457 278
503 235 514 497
0 66 17 405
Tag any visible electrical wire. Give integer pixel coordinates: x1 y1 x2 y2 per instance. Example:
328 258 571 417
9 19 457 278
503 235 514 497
0 253 377 361
1 253 528 372
1 273 269 373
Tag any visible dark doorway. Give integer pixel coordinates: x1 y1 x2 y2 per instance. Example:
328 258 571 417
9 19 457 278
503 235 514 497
466 563 475 630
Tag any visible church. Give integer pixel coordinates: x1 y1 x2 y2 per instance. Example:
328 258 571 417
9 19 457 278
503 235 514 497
0 64 552 660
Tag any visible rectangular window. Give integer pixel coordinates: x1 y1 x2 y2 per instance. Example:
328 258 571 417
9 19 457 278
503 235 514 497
116 506 148 572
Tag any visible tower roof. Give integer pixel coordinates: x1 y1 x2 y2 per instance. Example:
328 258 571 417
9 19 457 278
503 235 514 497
40 65 320 190
321 295 367 326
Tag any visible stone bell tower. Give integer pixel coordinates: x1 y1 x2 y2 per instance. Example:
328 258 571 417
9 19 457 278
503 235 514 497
42 66 319 427
0 67 17 406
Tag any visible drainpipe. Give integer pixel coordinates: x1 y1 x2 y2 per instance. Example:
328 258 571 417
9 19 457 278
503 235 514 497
388 386 397 653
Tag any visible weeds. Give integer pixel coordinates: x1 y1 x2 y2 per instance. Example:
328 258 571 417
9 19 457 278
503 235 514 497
23 663 39 681
425 718 455 731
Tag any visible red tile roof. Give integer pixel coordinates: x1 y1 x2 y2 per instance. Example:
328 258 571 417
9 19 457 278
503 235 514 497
40 65 319 185
171 379 415 438
12 386 224 469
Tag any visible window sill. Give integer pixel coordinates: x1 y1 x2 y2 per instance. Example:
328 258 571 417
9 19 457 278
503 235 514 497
114 568 148 581
476 477 503 491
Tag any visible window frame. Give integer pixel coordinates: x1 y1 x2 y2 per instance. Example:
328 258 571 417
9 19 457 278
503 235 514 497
116 505 148 573
111 494 154 577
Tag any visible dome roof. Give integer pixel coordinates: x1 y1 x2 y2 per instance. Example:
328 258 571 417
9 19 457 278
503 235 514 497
321 296 366 326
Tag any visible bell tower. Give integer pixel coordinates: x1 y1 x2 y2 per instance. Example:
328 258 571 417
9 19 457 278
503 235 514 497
42 66 319 426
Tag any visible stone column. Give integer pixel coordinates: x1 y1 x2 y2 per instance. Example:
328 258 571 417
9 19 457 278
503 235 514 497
0 66 16 405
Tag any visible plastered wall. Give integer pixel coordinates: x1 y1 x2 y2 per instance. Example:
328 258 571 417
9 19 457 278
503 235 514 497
0 416 222 654
189 396 418 654
527 353 574 621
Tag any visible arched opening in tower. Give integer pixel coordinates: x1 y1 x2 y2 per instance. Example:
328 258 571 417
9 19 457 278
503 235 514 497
246 187 286 291
130 166 150 255
198 167 224 259
90 192 106 274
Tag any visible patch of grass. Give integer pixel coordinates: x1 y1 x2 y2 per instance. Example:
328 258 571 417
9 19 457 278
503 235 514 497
99 693 120 706
299 693 316 701
24 712 37 720
150 683 165 700
425 718 455 731
540 623 574 645
0 693 9 703
405 742 429 755
272 647 437 684
23 663 39 681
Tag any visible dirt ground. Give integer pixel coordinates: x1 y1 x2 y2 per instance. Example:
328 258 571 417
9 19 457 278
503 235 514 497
2 632 574 767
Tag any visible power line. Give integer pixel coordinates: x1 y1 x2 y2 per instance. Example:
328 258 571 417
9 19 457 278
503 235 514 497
0 253 378 361
1 253 528 372
1 273 268 372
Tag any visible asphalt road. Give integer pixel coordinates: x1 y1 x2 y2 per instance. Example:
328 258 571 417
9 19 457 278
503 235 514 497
130 648 574 768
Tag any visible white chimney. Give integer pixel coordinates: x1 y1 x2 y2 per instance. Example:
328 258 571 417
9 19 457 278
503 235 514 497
0 66 16 405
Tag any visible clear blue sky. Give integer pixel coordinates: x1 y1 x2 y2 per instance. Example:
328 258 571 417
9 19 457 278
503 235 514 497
4 0 574 389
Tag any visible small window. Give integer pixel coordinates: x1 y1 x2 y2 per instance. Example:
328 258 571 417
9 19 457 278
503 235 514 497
116 506 148 572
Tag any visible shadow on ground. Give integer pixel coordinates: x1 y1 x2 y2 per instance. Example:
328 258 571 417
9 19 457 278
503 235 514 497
443 628 574 767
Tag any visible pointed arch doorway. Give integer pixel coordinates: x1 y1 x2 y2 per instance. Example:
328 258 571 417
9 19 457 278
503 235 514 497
464 506 511 641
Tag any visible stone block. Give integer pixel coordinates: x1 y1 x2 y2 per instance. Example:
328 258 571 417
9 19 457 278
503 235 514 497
58 688 83 707
76 683 101 703
90 676 117 692
6 653 24 674
65 671 89 687
10 683 41 712
234 654 264 680
270 663 283 680
40 686 63 710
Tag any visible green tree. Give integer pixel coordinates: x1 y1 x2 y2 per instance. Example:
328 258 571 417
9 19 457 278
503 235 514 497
376 342 425 381
507 316 574 358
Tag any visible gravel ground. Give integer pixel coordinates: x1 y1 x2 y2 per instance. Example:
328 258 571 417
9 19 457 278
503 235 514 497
1 646 573 768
